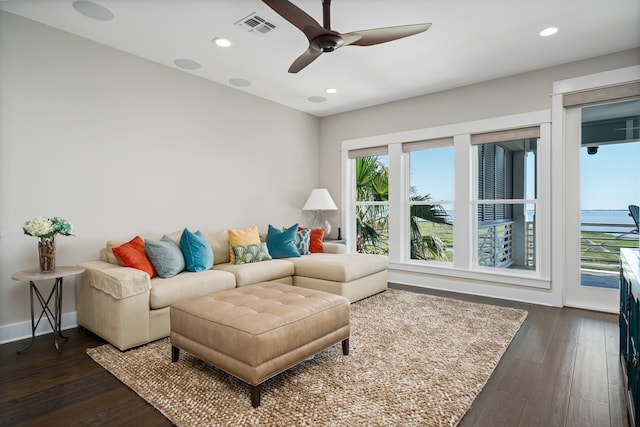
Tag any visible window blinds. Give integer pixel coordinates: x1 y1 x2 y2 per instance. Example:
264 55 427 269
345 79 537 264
562 81 640 108
402 137 454 153
347 146 388 159
471 126 540 145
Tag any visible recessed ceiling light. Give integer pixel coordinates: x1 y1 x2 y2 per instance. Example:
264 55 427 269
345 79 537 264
213 37 231 47
72 1 115 21
325 88 337 94
229 78 252 87
539 27 558 37
174 58 201 70
308 96 327 103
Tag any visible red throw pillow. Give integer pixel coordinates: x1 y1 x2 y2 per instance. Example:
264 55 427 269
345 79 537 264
112 236 157 278
299 227 324 253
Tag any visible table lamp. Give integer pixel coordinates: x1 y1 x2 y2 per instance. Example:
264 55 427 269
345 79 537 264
302 188 338 236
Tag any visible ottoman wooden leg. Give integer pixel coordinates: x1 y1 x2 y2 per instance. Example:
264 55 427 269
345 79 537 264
342 338 350 355
171 345 180 362
250 383 261 408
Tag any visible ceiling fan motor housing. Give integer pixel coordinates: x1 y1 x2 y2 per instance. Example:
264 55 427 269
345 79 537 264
311 34 344 52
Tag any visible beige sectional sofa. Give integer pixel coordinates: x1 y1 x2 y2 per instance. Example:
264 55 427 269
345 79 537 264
77 229 387 351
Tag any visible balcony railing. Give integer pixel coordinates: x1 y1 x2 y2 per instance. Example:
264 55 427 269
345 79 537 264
478 221 514 267
581 223 638 272
484 220 637 272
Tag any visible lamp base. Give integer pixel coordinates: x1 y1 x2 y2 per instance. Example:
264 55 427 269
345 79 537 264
323 219 331 236
310 211 331 237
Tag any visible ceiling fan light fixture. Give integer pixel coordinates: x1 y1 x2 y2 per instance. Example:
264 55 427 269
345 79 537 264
539 27 558 37
311 35 344 53
213 37 231 47
325 88 337 94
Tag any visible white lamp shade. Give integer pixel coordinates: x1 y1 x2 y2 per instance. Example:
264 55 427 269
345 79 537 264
302 188 337 211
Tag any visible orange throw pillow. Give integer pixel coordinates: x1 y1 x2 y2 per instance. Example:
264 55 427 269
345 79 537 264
299 227 324 253
112 236 157 278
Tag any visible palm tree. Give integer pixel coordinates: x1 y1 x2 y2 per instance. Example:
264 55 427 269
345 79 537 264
355 156 450 260
409 195 450 261
355 156 388 254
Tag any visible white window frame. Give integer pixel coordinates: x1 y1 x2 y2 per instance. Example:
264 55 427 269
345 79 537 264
342 110 552 300
404 139 455 265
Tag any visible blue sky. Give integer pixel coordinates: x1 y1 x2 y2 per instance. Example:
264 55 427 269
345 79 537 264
409 148 455 201
581 141 640 210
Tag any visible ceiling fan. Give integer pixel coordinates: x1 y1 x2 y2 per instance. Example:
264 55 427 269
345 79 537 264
262 0 431 73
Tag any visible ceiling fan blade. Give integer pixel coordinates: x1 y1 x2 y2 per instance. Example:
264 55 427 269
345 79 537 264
288 47 322 73
262 0 328 41
343 23 431 46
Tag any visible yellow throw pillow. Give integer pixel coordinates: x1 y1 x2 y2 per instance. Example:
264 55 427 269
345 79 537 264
228 226 260 264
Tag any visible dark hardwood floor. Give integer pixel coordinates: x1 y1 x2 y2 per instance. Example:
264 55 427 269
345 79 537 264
0 284 630 427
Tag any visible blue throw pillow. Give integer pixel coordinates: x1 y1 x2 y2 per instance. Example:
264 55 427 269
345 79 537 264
145 235 185 278
266 224 300 258
180 228 214 272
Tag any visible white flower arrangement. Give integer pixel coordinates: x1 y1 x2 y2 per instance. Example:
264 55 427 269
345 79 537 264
23 217 74 239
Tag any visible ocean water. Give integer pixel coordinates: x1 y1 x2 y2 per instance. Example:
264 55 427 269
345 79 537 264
580 209 636 232
444 209 636 231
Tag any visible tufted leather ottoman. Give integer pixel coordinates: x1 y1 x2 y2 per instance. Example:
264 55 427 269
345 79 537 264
170 282 350 407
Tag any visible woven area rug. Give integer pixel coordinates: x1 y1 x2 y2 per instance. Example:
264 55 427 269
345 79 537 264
87 289 527 426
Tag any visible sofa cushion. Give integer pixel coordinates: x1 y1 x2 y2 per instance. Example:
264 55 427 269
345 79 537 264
145 236 185 278
149 269 236 310
202 230 231 265
232 243 272 264
112 236 157 278
214 259 295 287
180 228 214 272
228 226 261 264
289 253 388 282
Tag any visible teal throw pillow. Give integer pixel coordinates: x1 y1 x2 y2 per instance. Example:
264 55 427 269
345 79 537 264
145 235 185 278
232 243 272 264
296 228 311 255
180 228 214 272
266 224 300 258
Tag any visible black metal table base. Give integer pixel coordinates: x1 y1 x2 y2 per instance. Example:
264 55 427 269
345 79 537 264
18 277 68 354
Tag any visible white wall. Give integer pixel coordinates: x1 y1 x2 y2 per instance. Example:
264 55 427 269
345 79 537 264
0 12 320 341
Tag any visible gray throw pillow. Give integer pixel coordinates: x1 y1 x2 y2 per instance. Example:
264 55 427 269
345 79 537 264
145 235 185 278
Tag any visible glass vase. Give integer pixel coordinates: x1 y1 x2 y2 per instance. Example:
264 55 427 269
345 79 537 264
38 236 56 273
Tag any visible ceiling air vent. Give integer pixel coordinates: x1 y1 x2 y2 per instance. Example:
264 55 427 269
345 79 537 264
235 12 277 36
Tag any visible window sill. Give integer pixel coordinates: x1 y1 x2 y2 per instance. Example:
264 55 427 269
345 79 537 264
388 260 551 290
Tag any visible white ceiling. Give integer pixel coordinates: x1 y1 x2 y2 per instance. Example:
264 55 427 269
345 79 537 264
2 0 639 117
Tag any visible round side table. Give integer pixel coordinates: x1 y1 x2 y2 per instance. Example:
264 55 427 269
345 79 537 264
12 266 85 354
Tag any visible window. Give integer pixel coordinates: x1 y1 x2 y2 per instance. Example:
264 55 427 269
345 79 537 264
472 127 539 270
404 138 454 262
350 147 389 255
342 111 551 294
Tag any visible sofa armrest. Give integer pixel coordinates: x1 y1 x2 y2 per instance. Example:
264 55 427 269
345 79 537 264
77 260 152 350
322 242 347 254
78 261 151 300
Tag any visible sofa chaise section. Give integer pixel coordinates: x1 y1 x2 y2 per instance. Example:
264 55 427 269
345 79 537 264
289 253 388 302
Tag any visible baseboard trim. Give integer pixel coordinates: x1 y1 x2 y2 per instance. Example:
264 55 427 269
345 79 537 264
0 311 77 344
